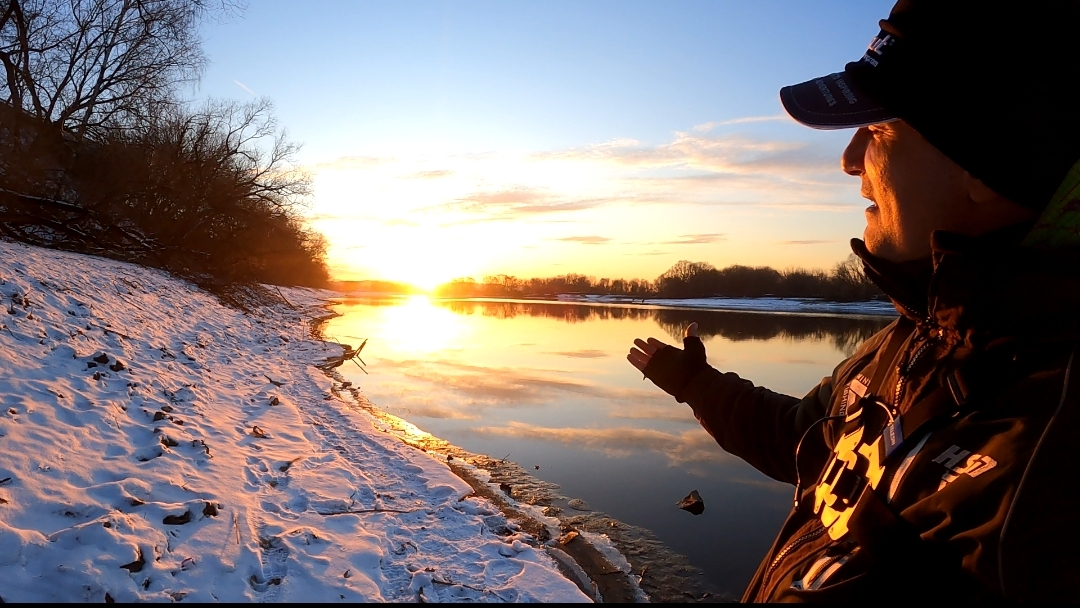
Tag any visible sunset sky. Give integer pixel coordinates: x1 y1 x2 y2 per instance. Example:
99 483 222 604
198 1 892 289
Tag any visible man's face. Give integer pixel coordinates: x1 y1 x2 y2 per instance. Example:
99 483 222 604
841 120 971 262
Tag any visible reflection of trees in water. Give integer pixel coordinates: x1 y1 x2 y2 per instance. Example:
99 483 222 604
439 300 656 324
337 297 408 308
652 310 891 357
436 299 893 357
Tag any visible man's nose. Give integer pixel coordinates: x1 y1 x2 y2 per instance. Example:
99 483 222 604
841 127 871 176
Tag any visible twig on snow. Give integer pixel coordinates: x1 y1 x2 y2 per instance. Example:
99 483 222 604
313 507 421 516
431 577 510 603
273 286 296 310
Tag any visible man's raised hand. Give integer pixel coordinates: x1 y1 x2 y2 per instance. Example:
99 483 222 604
628 323 709 403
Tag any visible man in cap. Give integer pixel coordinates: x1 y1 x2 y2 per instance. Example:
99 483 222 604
628 0 1080 601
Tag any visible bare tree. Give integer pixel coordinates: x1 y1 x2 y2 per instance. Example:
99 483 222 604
0 0 236 137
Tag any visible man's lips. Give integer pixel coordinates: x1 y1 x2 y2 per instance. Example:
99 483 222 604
860 183 875 205
861 189 877 211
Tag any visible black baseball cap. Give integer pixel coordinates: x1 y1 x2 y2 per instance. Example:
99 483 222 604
780 0 1080 211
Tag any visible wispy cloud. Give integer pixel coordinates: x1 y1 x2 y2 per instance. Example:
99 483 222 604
543 349 609 358
554 235 611 245
383 218 420 227
535 132 833 175
657 233 725 245
692 115 790 132
431 187 615 223
411 169 454 179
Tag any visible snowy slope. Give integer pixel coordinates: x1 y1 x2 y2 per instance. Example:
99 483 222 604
0 240 588 603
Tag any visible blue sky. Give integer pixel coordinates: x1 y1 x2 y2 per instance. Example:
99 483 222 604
198 1 895 286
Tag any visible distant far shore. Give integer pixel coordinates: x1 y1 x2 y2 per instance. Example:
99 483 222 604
335 291 898 318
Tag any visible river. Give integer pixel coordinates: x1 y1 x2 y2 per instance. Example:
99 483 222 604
324 295 893 596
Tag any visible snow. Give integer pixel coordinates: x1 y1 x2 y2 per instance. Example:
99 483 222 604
554 293 897 316
0 240 589 603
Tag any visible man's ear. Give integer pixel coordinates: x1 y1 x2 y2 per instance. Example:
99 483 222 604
963 172 1002 204
961 171 1036 225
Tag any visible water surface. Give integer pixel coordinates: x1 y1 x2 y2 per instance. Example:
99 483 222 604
325 296 893 596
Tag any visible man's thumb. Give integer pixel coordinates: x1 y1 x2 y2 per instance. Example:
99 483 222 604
684 322 699 338
683 322 705 364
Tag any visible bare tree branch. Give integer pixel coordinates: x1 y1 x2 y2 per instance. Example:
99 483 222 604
0 0 237 135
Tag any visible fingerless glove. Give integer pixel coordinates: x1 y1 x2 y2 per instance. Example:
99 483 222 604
642 336 711 402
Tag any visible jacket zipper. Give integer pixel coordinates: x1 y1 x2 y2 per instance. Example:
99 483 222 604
760 524 827 593
804 552 846 590
892 321 941 413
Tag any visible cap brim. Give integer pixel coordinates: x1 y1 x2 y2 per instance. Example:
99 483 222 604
780 71 897 130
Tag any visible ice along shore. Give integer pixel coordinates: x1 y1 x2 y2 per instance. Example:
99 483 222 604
0 239 608 602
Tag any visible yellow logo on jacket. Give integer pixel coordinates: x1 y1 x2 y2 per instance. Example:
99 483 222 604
813 384 888 540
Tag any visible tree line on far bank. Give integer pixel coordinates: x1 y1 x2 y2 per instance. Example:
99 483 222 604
434 255 883 302
0 0 329 293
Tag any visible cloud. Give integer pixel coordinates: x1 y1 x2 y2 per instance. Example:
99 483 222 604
622 250 670 256
303 114 862 235
411 169 454 179
531 127 851 204
553 236 611 245
657 233 725 245
465 421 729 464
543 349 609 359
430 187 616 224
536 132 832 175
692 115 790 132
383 218 420 227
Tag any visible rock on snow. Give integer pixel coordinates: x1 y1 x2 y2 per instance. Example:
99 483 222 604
0 240 588 603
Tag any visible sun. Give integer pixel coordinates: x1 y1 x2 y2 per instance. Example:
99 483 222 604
380 260 454 292
328 228 487 292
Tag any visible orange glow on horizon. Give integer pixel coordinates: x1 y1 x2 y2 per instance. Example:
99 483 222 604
308 129 864 289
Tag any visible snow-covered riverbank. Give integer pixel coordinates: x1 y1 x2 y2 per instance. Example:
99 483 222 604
0 240 590 602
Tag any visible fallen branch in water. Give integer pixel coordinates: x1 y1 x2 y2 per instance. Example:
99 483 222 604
317 338 368 373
